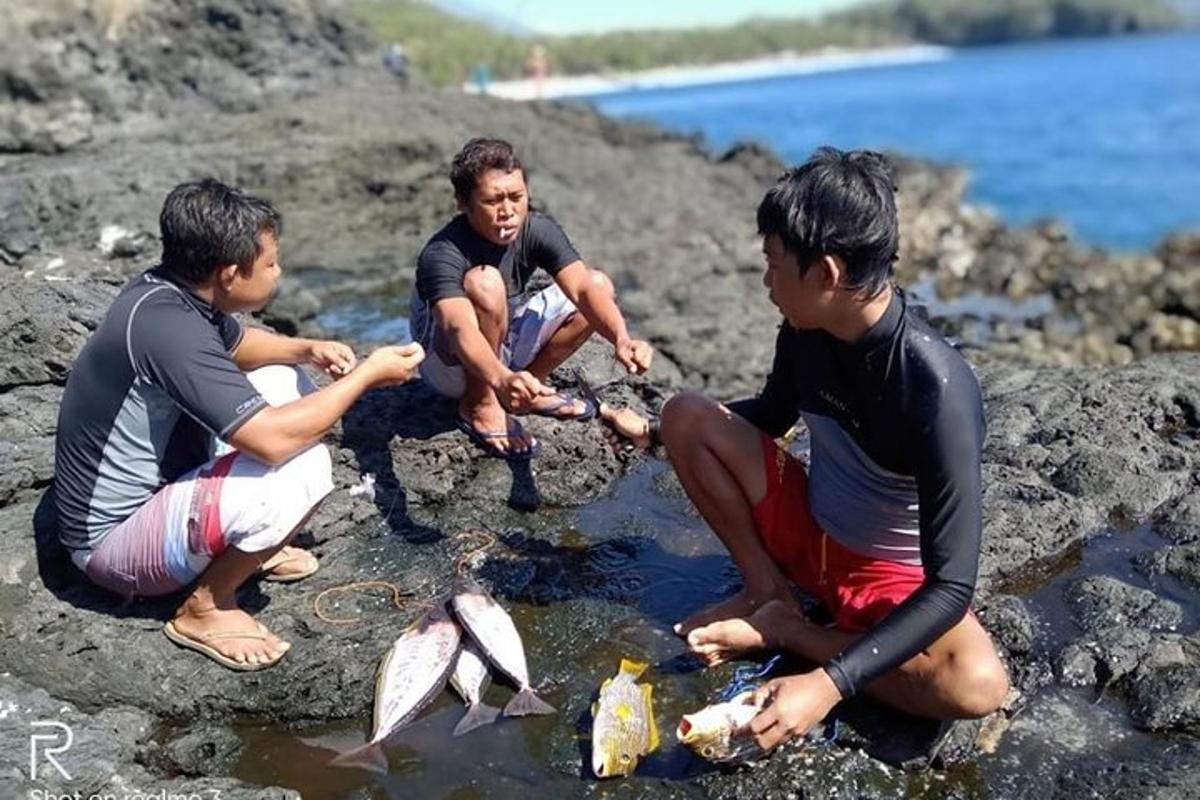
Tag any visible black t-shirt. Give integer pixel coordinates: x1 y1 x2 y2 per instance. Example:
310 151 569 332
414 211 581 304
728 290 986 699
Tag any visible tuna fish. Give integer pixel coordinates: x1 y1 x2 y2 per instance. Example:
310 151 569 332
449 641 502 736
449 577 555 717
590 658 659 778
676 691 764 764
331 604 462 773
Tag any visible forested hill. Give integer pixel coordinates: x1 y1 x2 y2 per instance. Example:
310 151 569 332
350 0 1184 86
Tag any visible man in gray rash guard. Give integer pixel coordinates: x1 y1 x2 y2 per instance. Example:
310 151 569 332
607 148 1008 751
54 179 425 670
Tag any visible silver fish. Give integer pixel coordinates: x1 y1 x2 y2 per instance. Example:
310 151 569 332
331 604 462 773
591 658 659 778
676 691 764 764
450 577 555 716
449 641 502 736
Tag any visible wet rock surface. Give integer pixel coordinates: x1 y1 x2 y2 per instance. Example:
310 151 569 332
1 0 1199 797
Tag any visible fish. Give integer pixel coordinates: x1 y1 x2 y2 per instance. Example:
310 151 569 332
676 690 765 764
590 658 659 778
449 577 556 717
449 641 502 736
330 604 462 773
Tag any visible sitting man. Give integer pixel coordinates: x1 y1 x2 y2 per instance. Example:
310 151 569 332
409 137 653 458
54 179 425 670
605 148 1009 750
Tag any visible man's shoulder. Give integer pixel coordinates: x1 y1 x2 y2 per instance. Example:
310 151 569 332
897 309 983 416
524 210 569 237
418 217 473 267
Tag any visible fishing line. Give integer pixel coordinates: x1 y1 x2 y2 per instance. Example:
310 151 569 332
312 530 500 623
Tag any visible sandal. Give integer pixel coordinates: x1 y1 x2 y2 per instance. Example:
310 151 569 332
528 392 597 422
163 620 289 671
259 546 319 583
457 417 540 460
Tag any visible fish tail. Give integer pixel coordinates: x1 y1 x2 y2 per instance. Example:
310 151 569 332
504 687 556 717
329 741 388 774
618 658 648 679
453 702 502 736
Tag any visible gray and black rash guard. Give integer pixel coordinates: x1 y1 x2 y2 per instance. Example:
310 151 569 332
728 289 985 699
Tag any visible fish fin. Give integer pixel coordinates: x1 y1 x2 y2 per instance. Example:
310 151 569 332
504 687 556 717
453 702 502 736
618 658 648 679
643 683 660 752
329 742 388 774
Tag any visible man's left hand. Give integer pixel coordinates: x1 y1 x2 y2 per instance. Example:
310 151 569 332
308 340 358 378
615 338 653 375
745 669 843 752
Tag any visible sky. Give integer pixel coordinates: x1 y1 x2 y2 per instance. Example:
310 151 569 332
436 0 862 36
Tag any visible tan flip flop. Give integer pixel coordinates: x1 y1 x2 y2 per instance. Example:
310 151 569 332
259 546 319 583
163 620 289 671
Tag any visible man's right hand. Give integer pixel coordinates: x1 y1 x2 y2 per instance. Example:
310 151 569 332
495 369 554 413
362 343 426 387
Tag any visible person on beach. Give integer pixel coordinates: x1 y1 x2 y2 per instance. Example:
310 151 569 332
600 147 1009 750
54 179 425 671
409 137 653 458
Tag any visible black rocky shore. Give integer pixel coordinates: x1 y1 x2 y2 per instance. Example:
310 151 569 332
2 2 1199 798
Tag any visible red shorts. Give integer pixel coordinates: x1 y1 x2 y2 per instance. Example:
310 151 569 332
752 433 926 633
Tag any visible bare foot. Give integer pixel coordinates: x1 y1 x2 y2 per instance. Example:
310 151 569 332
686 599 805 666
459 398 536 456
260 545 317 580
674 586 791 638
170 603 291 668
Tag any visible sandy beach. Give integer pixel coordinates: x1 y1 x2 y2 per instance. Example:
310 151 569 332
462 43 952 100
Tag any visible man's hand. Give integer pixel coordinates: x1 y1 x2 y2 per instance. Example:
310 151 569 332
615 337 653 375
308 340 358 378
496 370 555 413
744 669 843 752
361 343 425 387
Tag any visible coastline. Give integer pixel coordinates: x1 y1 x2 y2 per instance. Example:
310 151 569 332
460 43 952 101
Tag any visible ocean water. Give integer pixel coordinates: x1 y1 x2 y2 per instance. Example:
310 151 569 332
585 32 1200 251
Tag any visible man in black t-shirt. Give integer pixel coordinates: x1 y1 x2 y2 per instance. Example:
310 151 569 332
409 137 653 457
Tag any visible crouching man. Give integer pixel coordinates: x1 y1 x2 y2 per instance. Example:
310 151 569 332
54 178 424 670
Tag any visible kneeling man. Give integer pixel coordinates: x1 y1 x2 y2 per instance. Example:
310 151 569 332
54 179 424 670
659 148 1009 749
410 137 652 458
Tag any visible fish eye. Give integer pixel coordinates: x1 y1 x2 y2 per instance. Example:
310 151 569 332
620 753 632 763
702 746 714 757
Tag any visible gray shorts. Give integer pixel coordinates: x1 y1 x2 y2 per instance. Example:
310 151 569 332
409 284 577 398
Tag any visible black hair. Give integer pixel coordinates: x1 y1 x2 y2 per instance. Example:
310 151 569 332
756 147 898 298
158 178 282 285
450 137 524 202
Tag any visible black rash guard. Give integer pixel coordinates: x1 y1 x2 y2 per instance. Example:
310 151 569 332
728 288 985 699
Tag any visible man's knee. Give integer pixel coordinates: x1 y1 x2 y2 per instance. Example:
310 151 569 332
950 654 1010 718
462 265 507 322
246 364 314 405
661 392 721 446
277 443 334 508
588 268 614 297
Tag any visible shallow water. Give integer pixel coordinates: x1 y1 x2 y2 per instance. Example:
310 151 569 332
231 454 1199 798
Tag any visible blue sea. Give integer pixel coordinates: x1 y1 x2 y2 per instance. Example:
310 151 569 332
585 32 1200 251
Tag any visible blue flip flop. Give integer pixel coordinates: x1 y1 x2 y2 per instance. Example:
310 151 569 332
529 392 597 422
457 417 541 460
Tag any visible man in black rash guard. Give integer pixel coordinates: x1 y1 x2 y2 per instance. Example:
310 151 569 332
607 148 1008 751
